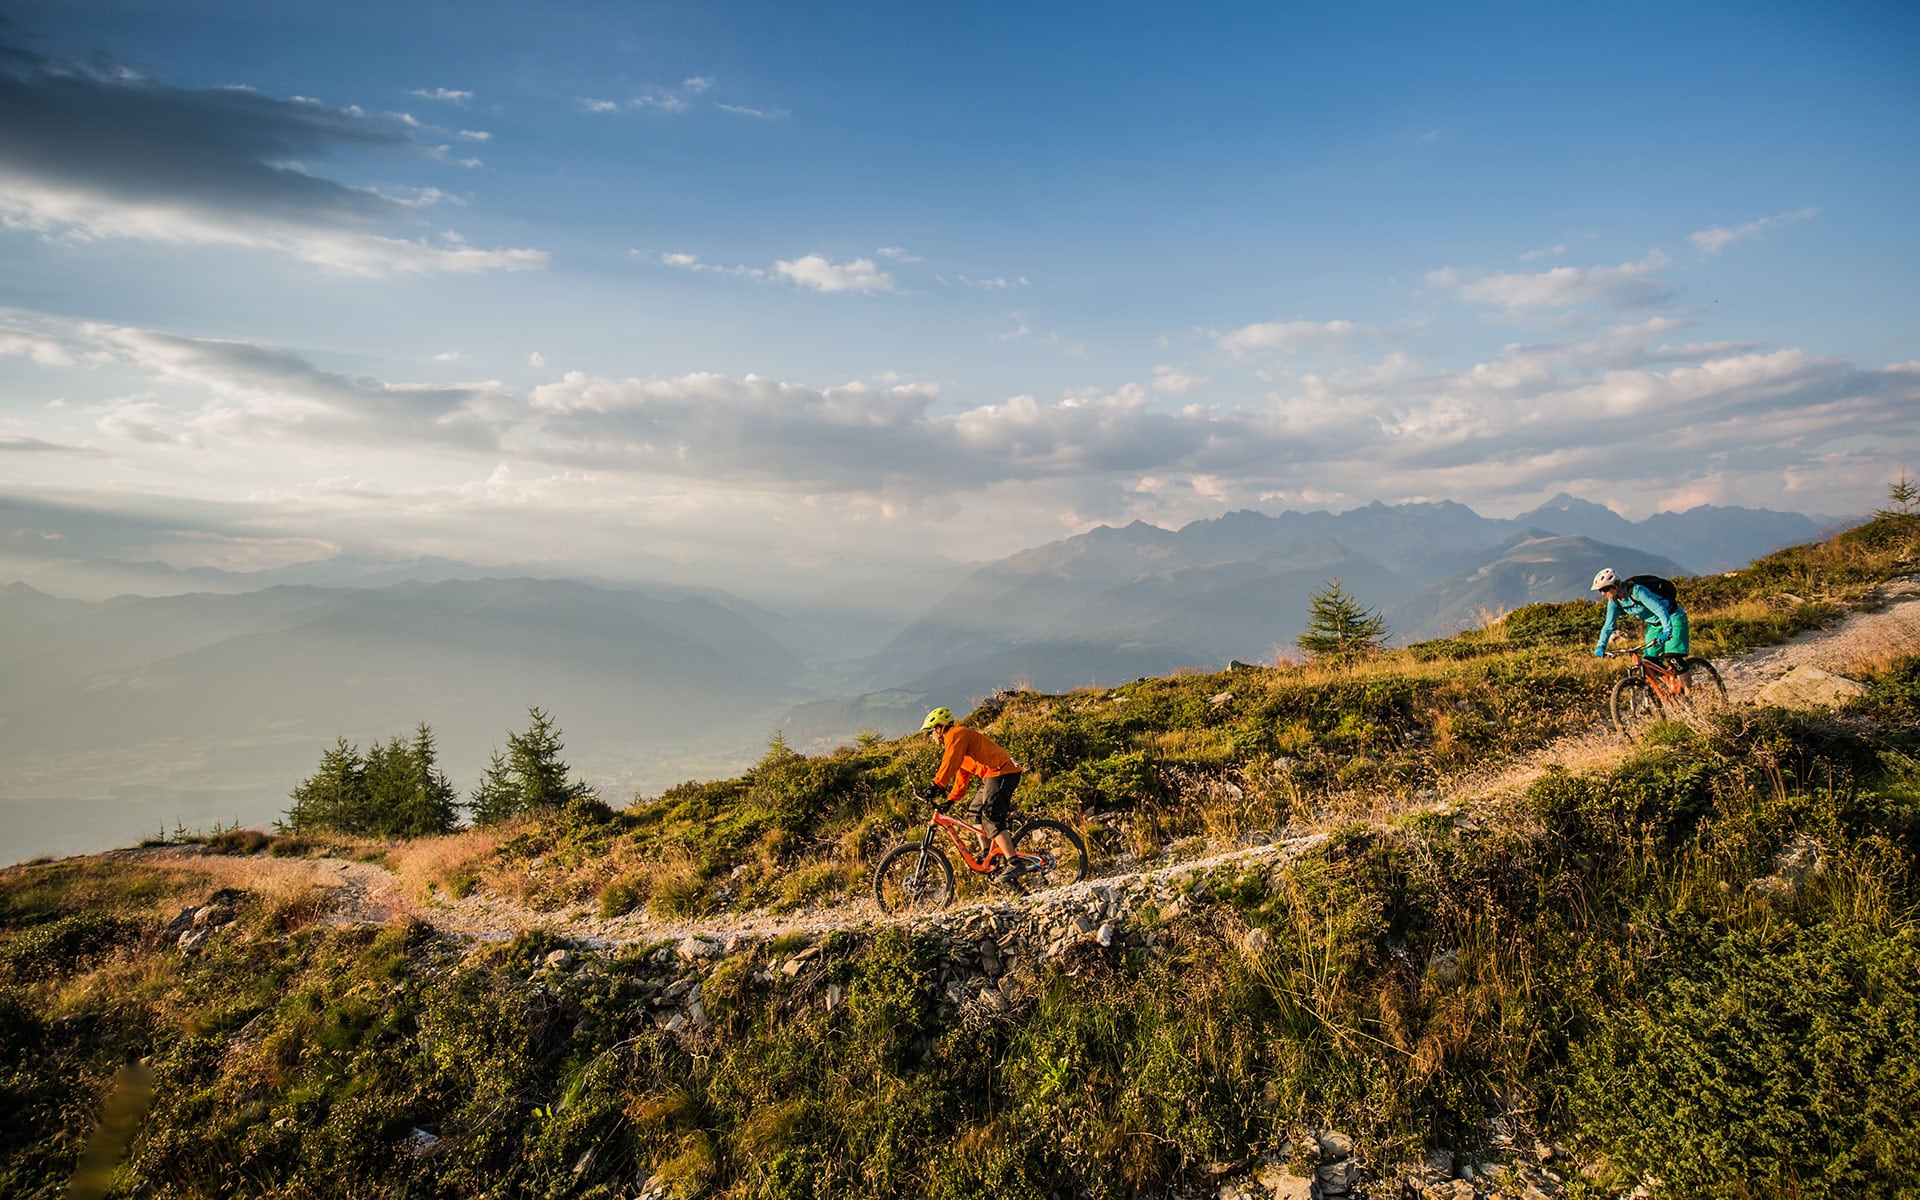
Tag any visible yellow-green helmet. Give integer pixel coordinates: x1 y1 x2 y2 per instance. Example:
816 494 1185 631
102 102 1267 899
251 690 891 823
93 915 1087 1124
920 706 953 731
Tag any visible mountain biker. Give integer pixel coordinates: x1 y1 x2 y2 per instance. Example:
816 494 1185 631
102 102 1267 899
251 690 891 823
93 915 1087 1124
918 707 1028 883
1591 568 1690 664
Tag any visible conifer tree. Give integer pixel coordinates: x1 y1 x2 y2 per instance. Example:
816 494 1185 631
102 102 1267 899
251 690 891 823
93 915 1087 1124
468 707 594 826
1294 577 1389 659
467 749 519 827
283 724 459 837
1881 469 1918 518
282 737 368 833
404 722 461 836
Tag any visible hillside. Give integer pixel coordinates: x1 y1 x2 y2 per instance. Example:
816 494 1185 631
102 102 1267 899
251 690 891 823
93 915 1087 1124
3 514 1917 1199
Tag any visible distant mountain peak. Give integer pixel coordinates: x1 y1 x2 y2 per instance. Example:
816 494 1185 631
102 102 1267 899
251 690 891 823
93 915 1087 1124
1527 492 1616 515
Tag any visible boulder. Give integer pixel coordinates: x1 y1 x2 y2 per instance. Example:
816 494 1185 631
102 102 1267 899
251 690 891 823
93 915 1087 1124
1255 1164 1314 1199
675 936 719 962
1755 666 1869 710
160 907 198 940
1313 1130 1354 1161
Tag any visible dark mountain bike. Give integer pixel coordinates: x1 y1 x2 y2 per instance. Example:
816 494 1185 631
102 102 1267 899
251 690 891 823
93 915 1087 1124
873 801 1088 915
1608 649 1729 738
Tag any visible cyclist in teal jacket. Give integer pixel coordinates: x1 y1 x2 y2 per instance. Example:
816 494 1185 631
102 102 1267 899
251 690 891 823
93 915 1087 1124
1591 568 1690 661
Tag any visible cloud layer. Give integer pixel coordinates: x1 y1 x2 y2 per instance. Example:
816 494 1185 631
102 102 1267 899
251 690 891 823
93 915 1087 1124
3 299 1913 569
0 39 545 274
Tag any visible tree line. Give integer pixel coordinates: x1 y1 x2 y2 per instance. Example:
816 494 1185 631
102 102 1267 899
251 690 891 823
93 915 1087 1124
281 706 594 837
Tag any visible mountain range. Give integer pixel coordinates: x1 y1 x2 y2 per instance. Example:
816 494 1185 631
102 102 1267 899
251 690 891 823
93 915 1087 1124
0 495 1837 860
849 496 1821 704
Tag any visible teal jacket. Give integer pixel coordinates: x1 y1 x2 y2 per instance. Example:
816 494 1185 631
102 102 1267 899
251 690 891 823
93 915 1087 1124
1594 584 1685 656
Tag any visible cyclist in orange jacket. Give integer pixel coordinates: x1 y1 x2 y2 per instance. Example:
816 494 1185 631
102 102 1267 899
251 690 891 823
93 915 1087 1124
918 707 1028 883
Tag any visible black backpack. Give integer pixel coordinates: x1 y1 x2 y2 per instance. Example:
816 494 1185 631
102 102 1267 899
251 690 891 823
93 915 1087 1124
1625 574 1679 604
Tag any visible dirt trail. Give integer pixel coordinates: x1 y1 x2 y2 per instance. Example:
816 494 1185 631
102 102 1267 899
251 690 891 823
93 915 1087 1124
110 578 1920 947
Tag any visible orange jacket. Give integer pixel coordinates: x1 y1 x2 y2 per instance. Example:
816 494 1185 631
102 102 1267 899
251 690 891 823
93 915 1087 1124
933 725 1022 803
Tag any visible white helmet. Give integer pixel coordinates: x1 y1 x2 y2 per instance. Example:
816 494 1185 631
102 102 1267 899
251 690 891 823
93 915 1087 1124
1590 567 1619 591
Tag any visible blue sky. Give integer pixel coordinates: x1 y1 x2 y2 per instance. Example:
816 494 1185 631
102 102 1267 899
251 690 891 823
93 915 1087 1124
1 0 1915 587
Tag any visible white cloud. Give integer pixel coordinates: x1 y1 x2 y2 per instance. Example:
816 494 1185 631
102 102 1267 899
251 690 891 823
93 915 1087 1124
958 274 1028 290
633 87 690 113
408 88 472 104
716 102 789 119
774 254 896 294
876 246 921 262
0 328 78 367
1427 252 1675 313
1690 206 1818 256
684 77 715 93
579 98 620 113
1150 365 1209 394
433 351 461 362
1217 319 1369 355
528 352 546 368
371 185 461 208
456 129 491 142
82 326 505 450
1519 243 1567 262
657 251 770 282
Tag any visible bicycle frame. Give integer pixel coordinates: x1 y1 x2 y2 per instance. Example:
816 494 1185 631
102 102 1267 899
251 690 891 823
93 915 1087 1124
1626 650 1690 699
919 809 1007 874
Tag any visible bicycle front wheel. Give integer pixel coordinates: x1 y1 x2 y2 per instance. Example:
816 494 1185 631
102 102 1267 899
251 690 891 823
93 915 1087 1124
873 843 955 915
1010 819 1089 889
1610 675 1664 739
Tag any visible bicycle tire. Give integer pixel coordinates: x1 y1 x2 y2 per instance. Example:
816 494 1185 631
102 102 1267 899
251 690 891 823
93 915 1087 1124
1610 675 1663 738
873 843 955 915
1010 819 1089 889
1680 658 1728 711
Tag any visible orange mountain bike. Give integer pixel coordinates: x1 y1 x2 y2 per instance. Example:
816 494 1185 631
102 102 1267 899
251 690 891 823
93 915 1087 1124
872 801 1088 915
1607 649 1728 738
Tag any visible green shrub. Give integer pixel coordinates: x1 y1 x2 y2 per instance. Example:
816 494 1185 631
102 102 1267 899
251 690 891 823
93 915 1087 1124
1571 916 1920 1195
1499 599 1600 648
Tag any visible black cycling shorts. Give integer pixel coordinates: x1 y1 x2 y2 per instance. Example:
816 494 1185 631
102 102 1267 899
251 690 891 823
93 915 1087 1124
969 772 1021 837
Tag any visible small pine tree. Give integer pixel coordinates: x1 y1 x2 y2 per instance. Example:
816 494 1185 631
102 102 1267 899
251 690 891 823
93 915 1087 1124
282 737 369 833
467 749 519 827
1881 469 1918 518
1294 577 1389 659
285 723 460 838
404 722 461 836
468 707 593 826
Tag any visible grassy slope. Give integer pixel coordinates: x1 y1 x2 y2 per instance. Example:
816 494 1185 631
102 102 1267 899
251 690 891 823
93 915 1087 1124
3 515 1918 1199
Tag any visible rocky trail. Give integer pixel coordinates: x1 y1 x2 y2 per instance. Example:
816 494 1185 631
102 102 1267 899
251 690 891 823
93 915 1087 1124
120 578 1920 954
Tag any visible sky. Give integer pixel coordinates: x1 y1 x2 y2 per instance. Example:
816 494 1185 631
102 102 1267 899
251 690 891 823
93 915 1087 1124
1 0 1916 590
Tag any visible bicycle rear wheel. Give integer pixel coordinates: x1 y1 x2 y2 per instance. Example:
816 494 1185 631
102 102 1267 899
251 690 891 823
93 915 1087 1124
1010 819 1089 889
1679 658 1728 713
873 843 955 915
1610 675 1664 738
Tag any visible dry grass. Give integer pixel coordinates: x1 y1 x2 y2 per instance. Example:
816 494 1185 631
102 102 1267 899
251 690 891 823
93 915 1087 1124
383 828 506 904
